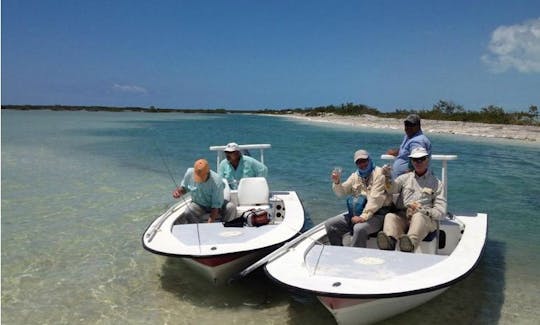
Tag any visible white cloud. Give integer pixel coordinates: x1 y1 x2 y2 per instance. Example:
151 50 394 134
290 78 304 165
482 17 540 73
112 83 148 94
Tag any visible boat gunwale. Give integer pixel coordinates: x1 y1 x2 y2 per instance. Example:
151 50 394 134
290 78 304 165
141 190 306 258
264 213 488 299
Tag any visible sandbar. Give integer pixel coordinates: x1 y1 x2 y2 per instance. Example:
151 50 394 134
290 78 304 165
278 113 540 143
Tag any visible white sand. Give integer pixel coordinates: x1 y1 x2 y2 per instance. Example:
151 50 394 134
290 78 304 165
278 113 540 143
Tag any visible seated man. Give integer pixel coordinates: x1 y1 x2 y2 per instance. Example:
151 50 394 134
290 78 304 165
218 142 268 189
325 149 393 247
377 147 446 252
172 159 236 223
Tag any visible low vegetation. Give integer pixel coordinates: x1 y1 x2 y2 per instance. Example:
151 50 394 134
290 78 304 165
260 101 539 126
2 100 539 126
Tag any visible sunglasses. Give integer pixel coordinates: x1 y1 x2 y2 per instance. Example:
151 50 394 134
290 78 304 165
355 159 369 165
411 156 428 162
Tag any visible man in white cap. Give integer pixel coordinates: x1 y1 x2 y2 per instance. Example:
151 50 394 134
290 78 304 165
325 149 393 247
377 147 446 252
386 114 432 179
218 142 268 189
172 159 237 223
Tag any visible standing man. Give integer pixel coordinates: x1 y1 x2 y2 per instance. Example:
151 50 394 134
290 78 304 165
377 147 446 252
218 142 268 189
172 159 236 223
387 114 431 179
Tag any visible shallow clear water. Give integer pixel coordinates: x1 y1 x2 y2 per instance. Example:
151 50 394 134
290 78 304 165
2 110 539 324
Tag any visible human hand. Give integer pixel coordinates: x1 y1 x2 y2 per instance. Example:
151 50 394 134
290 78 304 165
406 201 422 218
331 173 341 184
382 164 392 177
386 148 399 156
331 167 342 184
172 188 183 199
351 215 366 224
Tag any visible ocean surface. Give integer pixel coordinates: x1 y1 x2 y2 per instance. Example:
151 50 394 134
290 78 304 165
2 110 539 324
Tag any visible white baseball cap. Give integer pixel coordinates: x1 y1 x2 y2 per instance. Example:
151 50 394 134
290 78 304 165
224 142 240 152
408 147 429 158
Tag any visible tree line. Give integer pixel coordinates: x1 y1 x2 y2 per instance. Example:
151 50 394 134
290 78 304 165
1 105 227 114
3 101 539 126
260 100 539 126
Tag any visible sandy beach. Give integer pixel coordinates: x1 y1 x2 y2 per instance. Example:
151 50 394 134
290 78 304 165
280 113 540 143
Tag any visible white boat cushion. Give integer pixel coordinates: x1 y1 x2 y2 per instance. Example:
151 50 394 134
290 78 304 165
237 177 270 206
222 178 231 201
236 177 271 214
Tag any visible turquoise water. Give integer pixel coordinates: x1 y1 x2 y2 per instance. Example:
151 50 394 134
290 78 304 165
2 110 539 324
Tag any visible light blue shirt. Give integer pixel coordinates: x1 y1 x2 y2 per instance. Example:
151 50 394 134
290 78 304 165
218 155 268 189
392 131 432 179
181 168 224 209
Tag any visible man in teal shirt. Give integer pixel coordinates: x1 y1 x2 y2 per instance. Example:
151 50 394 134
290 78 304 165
218 142 268 189
172 159 236 223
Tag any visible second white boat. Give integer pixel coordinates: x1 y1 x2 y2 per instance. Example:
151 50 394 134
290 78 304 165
262 155 488 324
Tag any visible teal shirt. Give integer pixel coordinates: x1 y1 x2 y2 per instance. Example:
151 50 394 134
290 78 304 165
181 168 224 209
218 155 268 189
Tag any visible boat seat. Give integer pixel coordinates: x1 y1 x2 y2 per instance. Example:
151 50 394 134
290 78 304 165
416 226 441 254
235 177 271 214
423 230 438 241
223 178 231 201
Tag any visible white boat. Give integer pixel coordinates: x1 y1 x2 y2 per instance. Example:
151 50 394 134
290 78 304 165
142 144 308 284
261 155 488 324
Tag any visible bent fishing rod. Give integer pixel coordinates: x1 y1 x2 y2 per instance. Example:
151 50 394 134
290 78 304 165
152 138 180 189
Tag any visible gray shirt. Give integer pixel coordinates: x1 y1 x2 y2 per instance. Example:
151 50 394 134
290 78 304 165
389 170 447 220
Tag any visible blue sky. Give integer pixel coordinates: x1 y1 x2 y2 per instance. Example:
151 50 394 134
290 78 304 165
2 0 540 111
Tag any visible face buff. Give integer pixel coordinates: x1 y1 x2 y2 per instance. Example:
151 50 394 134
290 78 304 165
357 158 374 178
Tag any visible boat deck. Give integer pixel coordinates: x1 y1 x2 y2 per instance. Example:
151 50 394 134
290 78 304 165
306 245 446 280
265 214 487 297
172 223 281 254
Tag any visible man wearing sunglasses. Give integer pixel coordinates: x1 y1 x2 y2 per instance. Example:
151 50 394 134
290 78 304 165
377 147 446 253
386 114 431 180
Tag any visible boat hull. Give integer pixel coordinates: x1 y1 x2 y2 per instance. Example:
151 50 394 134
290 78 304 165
181 248 274 285
318 288 447 325
142 189 306 284
264 213 487 324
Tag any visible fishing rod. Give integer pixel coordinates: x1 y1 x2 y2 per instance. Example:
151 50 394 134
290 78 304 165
152 137 180 189
145 139 193 243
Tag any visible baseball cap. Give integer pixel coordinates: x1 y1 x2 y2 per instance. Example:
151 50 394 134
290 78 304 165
353 149 370 162
193 159 209 183
408 147 429 158
404 114 421 125
224 142 240 152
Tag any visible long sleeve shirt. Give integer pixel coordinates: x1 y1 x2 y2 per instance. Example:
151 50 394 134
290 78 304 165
332 166 393 220
389 170 447 220
218 155 268 189
392 131 432 179
181 168 225 209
